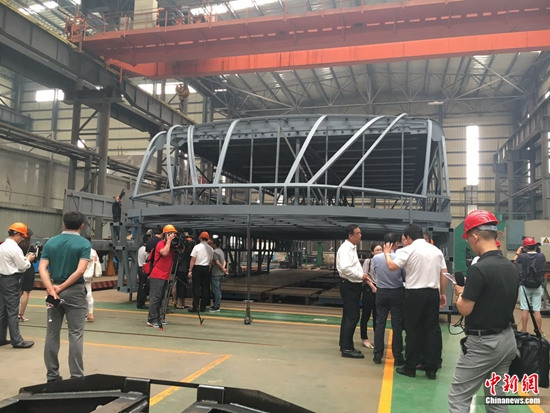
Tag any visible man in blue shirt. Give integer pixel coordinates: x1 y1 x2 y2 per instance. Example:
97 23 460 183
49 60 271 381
372 232 405 366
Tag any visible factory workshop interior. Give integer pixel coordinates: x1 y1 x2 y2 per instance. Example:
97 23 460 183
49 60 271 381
1 0 550 412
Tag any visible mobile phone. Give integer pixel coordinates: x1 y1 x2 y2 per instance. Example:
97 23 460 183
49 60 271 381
46 295 63 308
443 272 456 285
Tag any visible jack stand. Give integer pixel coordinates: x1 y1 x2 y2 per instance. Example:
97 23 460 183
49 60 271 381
244 300 253 325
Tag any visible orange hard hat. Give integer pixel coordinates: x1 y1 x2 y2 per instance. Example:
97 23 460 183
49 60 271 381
522 237 537 247
162 224 177 234
9 222 28 238
199 231 210 240
462 210 498 239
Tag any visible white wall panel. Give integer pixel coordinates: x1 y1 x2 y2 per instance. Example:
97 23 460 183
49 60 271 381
0 143 145 237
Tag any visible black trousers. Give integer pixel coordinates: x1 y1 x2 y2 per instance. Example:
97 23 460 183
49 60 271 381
360 285 376 340
148 278 167 324
191 265 211 311
136 267 149 308
403 288 441 372
339 279 363 351
175 272 187 299
373 287 404 360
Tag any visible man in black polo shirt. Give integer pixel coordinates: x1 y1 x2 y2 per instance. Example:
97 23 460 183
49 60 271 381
146 228 163 253
448 210 519 412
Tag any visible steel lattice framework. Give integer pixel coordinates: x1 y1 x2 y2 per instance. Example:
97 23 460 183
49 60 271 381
129 114 451 241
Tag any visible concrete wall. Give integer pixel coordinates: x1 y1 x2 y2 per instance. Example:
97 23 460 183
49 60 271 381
0 143 135 239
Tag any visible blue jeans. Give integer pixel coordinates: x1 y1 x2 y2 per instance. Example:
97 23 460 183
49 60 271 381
211 275 223 309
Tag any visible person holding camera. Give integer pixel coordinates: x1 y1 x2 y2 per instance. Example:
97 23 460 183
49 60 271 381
38 211 91 382
514 236 546 334
147 225 178 327
18 228 38 323
0 222 36 348
173 236 194 310
188 232 213 313
448 210 519 412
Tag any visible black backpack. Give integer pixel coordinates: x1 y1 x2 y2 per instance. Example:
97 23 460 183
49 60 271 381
522 255 542 288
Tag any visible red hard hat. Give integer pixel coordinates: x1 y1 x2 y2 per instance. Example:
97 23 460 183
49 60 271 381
462 210 499 239
8 222 28 238
199 231 210 240
522 237 537 247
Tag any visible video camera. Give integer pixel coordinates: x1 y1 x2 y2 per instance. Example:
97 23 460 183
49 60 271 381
33 241 43 260
171 233 194 251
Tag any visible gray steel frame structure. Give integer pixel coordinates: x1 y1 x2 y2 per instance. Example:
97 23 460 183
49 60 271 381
130 114 451 241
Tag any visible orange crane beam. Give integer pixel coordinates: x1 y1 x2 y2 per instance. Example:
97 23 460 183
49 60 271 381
108 30 550 78
78 0 550 78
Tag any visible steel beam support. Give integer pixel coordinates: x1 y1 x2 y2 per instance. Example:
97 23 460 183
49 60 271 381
339 113 406 188
68 81 83 190
128 114 451 241
308 116 384 185
0 2 193 133
113 30 550 78
83 0 550 69
0 106 31 129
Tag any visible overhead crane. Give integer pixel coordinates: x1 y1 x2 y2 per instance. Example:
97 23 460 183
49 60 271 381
71 0 550 78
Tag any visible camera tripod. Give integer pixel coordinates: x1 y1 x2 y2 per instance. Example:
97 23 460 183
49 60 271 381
158 252 203 328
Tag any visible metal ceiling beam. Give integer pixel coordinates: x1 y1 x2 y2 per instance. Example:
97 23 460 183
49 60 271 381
0 2 193 133
0 121 164 183
115 29 550 78
83 0 549 64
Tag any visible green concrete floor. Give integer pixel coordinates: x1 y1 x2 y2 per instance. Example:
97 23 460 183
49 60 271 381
1 290 548 412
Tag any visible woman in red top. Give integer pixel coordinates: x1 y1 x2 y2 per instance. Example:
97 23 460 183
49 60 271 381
147 225 177 328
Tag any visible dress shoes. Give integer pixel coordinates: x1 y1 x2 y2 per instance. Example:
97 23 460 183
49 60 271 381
13 340 34 349
0 340 11 346
373 357 382 365
47 376 63 383
341 349 364 359
425 370 437 380
394 358 405 367
188 308 197 313
137 305 148 309
396 366 416 377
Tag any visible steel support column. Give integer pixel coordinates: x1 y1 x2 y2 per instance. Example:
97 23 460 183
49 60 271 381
68 82 83 190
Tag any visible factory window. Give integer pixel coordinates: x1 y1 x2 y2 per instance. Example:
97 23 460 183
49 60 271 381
466 125 479 186
139 83 196 95
35 89 64 102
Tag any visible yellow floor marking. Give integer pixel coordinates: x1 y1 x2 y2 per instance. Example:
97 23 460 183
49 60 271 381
518 388 545 412
378 330 394 413
24 335 233 407
86 341 213 356
29 303 342 318
150 354 232 405
25 336 225 357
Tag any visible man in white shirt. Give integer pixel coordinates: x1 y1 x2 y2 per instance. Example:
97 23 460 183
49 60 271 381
136 234 150 309
188 231 214 312
0 222 36 348
384 223 448 379
337 224 371 359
